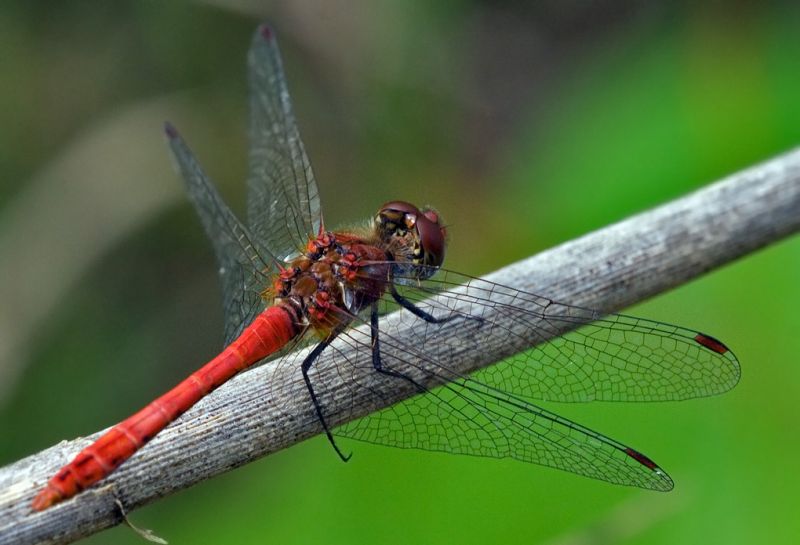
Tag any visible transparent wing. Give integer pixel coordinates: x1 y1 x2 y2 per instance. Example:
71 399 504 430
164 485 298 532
382 266 741 402
165 124 273 345
246 24 321 261
322 265 739 489
329 318 673 491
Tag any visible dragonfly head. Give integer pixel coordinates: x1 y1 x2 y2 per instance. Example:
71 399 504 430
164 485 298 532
376 201 447 280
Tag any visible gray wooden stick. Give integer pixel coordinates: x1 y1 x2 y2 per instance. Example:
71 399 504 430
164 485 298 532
2 147 799 545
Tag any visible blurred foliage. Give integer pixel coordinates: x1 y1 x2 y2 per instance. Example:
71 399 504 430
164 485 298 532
1 1 799 544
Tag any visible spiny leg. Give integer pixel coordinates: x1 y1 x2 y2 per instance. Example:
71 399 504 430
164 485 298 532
389 281 484 326
301 328 351 461
370 303 427 393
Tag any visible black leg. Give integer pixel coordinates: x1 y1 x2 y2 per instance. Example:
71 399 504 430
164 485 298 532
370 303 427 393
301 329 351 462
390 281 484 326
389 282 452 323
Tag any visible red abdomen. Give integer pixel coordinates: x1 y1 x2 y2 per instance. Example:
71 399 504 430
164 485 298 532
32 305 297 511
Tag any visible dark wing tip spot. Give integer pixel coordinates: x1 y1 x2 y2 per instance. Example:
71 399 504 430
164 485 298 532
694 333 729 354
625 448 673 490
625 447 658 470
259 23 274 41
164 121 178 139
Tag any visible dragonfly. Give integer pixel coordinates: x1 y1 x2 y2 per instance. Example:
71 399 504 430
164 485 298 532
32 24 740 511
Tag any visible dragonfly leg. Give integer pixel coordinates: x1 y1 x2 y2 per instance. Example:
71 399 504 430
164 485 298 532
301 330 352 462
389 281 484 326
369 304 427 392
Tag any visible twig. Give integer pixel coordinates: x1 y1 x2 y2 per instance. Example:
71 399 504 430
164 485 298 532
1 147 799 545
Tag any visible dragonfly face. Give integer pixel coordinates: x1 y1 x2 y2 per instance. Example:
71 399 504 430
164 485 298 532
375 200 447 282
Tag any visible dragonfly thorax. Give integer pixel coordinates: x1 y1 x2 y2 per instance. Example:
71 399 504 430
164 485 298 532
267 201 448 333
269 230 391 333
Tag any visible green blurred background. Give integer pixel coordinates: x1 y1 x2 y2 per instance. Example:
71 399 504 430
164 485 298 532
2 1 799 543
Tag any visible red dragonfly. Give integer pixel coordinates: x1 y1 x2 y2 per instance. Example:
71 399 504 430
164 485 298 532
32 24 739 511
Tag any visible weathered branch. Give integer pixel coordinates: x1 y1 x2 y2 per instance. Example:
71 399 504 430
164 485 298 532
2 147 799 544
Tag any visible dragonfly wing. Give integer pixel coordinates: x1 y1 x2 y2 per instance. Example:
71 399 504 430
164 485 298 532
246 25 321 262
166 124 272 345
326 264 738 485
331 326 673 491
387 267 740 402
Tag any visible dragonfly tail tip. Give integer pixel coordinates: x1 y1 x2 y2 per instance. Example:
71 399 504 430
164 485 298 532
163 121 178 139
258 23 275 41
31 485 62 512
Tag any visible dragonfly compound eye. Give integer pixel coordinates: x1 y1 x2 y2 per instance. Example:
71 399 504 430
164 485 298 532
377 201 446 274
416 207 446 269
